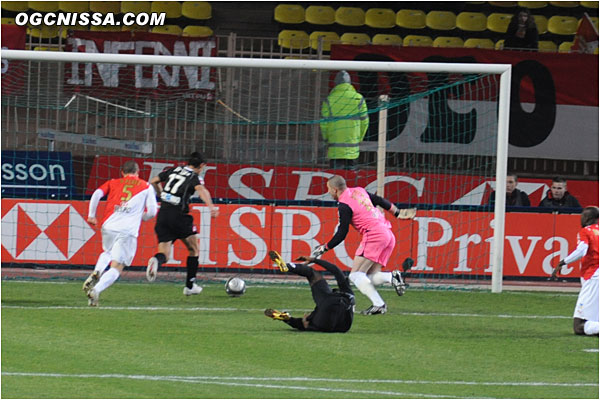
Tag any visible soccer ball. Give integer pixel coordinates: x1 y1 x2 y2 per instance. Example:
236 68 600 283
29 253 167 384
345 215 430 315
225 277 246 297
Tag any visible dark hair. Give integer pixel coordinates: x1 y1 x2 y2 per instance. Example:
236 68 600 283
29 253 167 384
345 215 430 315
507 172 518 181
581 207 599 228
121 160 139 174
188 151 206 168
513 7 535 28
552 176 567 184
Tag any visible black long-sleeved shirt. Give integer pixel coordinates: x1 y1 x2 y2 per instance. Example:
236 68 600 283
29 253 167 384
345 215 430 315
326 191 393 250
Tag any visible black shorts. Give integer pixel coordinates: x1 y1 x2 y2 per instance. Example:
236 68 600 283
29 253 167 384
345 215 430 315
154 207 197 243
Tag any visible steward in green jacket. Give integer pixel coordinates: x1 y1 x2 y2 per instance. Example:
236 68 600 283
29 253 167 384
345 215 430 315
320 70 369 170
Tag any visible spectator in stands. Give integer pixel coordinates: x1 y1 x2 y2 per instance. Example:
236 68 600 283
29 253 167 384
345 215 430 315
504 8 539 51
488 172 531 207
539 176 582 209
320 70 369 170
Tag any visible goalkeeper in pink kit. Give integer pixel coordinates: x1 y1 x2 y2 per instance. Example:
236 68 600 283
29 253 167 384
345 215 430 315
313 175 414 315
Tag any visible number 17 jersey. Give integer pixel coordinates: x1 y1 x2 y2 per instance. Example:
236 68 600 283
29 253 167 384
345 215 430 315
157 166 203 214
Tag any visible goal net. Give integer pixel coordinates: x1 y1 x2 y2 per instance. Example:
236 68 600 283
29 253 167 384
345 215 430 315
1 49 511 292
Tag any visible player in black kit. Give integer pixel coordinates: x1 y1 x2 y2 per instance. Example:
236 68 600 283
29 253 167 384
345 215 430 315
146 152 218 295
265 251 355 333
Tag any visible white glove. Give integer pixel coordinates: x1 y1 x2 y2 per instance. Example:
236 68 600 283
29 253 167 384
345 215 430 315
395 208 417 220
311 244 328 258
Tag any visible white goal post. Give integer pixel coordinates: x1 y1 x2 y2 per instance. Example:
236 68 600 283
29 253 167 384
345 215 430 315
1 49 512 293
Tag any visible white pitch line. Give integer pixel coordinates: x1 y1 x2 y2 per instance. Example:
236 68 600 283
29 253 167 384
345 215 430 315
0 372 482 399
0 304 572 319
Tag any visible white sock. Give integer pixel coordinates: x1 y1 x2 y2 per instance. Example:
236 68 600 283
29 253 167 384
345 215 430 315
349 271 385 307
368 271 392 286
94 252 111 274
584 320 599 335
93 267 120 294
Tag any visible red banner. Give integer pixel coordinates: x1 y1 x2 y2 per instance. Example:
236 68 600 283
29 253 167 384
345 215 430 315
85 156 599 207
1 24 26 95
330 44 599 161
64 31 217 99
331 44 597 106
0 199 585 279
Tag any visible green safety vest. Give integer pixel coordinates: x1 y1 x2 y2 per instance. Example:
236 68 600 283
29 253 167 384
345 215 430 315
320 83 369 160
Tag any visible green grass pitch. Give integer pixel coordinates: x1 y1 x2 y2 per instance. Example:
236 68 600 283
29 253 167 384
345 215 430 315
1 279 598 398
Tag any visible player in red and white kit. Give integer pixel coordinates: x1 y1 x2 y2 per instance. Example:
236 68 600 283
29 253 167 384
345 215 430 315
83 161 158 306
552 206 599 336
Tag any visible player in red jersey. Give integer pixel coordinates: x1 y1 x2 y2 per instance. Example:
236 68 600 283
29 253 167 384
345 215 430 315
552 206 599 335
83 161 158 306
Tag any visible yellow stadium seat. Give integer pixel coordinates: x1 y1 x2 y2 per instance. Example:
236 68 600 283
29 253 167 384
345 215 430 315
464 38 495 48
433 36 464 48
2 2 28 12
2 17 16 25
581 1 599 9
33 46 61 51
372 34 403 46
487 13 513 33
305 5 335 25
278 30 309 49
403 35 433 47
340 32 370 45
495 39 505 49
90 1 121 14
426 11 456 31
365 8 396 29
274 4 305 24
182 2 212 20
533 15 548 34
518 1 548 9
309 31 340 51
122 24 149 32
152 25 183 35
90 25 122 32
121 1 151 14
151 1 182 19
538 40 558 52
28 1 59 12
489 1 517 7
59 1 89 12
595 47 599 54
182 25 213 37
548 15 578 35
27 25 59 38
335 7 365 27
456 12 487 32
559 41 573 52
550 1 579 7
396 9 426 29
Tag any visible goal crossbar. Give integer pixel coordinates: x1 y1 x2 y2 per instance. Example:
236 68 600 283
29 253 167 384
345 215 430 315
1 49 511 293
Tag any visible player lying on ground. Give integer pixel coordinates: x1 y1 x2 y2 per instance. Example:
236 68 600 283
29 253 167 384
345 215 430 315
312 175 415 315
552 206 599 336
265 251 355 333
83 161 157 306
